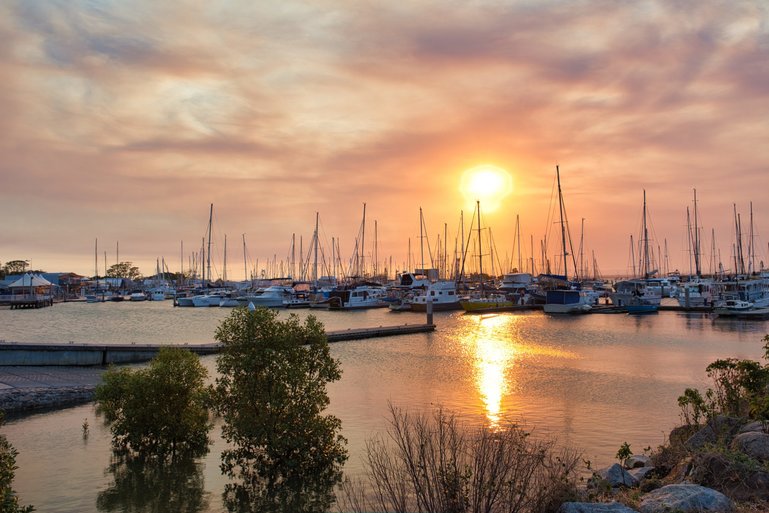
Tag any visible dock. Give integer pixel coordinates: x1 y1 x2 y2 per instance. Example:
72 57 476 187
1 294 55 309
0 323 436 366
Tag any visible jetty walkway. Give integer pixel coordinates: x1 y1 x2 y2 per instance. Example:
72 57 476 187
0 323 435 415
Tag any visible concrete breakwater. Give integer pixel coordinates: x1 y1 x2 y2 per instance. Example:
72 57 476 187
0 323 436 366
0 323 436 415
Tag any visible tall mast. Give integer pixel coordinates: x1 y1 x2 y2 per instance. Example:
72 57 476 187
693 189 701 277
749 201 755 274
360 203 366 277
313 212 319 284
223 234 228 282
476 200 483 290
642 190 650 279
94 238 98 278
242 235 247 281
686 207 693 277
419 207 425 272
206 203 213 284
556 166 569 281
516 214 522 272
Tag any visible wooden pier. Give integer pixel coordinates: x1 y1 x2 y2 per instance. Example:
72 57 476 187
7 295 54 309
0 323 436 366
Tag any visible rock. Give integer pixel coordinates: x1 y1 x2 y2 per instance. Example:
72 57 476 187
591 463 638 489
0 386 96 415
685 416 743 451
731 431 769 461
624 455 651 469
628 466 655 481
558 502 639 513
690 452 769 501
737 420 767 434
638 484 734 513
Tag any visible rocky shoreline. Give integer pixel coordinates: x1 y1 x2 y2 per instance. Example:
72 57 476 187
560 416 769 513
0 385 97 416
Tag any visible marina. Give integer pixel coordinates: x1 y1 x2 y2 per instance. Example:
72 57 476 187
1 300 767 512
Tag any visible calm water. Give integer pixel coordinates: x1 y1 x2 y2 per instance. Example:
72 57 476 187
1 301 767 512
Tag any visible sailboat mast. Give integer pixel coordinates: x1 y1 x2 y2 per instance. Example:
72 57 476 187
693 189 701 277
476 200 483 289
360 203 366 277
313 212 319 284
556 166 569 281
242 235 247 281
223 234 228 283
642 190 650 278
206 204 213 284
419 207 425 272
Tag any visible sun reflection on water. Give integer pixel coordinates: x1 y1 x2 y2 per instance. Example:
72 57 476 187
459 313 575 429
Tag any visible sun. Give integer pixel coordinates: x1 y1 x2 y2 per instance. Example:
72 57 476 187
460 164 514 212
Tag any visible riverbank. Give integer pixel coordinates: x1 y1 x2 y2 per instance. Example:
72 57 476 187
0 366 105 415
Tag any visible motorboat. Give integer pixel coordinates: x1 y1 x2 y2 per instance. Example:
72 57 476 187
129 290 147 301
409 281 462 312
328 285 389 310
243 285 295 308
611 280 661 310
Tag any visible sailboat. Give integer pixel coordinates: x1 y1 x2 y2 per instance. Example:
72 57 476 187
460 201 516 312
541 166 593 314
611 190 661 314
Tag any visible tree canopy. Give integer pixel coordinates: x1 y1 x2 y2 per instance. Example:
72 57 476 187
95 347 211 460
213 307 347 513
105 262 142 281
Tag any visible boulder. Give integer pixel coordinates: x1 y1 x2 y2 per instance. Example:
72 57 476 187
690 452 769 501
624 455 651 469
558 502 638 513
731 431 769 461
737 420 767 434
685 416 743 451
628 466 655 482
638 484 734 513
590 463 638 489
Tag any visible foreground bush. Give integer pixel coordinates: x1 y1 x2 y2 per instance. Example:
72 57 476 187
0 413 33 512
339 405 581 513
95 347 211 460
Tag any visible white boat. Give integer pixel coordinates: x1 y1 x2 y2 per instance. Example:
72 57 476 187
282 291 313 308
192 291 228 307
150 290 166 301
129 291 147 301
328 285 388 310
243 285 295 308
611 280 661 310
715 276 769 308
713 298 753 313
409 281 462 312
676 279 716 308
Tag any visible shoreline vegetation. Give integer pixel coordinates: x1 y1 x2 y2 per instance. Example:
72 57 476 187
2 314 768 512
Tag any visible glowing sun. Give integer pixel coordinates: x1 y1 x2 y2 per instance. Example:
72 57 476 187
460 164 514 212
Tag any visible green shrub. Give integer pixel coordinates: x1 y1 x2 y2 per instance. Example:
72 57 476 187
95 347 211 460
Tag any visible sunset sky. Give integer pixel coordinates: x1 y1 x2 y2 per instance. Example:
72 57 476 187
1 0 767 279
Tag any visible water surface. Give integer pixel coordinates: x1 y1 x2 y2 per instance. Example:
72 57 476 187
1 301 766 512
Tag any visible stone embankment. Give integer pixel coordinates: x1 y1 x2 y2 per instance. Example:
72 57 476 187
560 415 769 513
0 366 105 416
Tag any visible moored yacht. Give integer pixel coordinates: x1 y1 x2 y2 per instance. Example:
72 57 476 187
409 280 462 312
